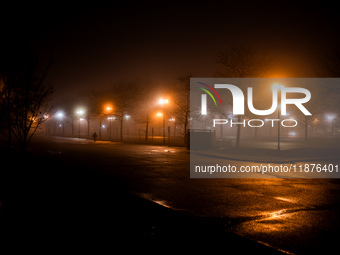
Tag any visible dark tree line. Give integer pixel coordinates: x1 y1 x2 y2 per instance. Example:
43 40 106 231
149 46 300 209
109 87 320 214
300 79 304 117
57 77 190 144
215 44 273 147
212 44 340 146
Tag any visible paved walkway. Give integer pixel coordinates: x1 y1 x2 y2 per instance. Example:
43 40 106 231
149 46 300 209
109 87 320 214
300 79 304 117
199 137 340 163
0 147 284 253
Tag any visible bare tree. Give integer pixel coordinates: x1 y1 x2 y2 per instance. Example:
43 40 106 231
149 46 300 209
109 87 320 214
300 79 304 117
0 77 6 104
133 78 157 142
0 52 15 146
170 74 191 144
77 89 105 138
215 44 272 147
110 80 136 141
0 76 8 139
216 44 272 78
321 49 340 78
0 53 53 150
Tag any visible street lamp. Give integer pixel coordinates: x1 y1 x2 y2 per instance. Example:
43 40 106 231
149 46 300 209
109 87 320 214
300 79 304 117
156 112 163 140
76 108 85 138
158 98 169 143
272 84 284 151
169 117 176 138
76 109 85 115
125 114 131 140
159 98 169 104
327 114 336 137
105 105 114 141
56 112 64 118
56 111 65 136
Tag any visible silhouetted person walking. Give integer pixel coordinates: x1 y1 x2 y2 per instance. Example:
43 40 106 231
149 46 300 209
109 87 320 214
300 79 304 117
92 132 97 142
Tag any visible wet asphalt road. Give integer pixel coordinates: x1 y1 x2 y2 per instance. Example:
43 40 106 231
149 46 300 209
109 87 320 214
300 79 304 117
12 136 340 254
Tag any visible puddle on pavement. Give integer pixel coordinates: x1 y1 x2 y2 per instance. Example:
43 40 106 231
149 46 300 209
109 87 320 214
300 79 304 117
150 149 177 153
274 196 297 204
231 205 318 238
164 149 176 153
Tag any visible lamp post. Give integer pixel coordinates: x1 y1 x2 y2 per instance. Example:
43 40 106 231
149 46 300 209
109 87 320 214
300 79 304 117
169 118 176 137
76 109 85 138
158 98 169 144
312 118 319 136
156 112 163 142
125 114 130 140
277 104 281 151
57 112 64 136
105 105 113 141
272 84 284 151
327 115 336 137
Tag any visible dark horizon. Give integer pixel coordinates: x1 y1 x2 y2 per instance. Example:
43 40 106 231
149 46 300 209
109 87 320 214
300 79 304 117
1 2 340 101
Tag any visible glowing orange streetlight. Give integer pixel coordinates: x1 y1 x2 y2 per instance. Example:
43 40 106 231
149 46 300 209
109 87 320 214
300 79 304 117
104 104 114 141
104 104 113 112
158 98 169 143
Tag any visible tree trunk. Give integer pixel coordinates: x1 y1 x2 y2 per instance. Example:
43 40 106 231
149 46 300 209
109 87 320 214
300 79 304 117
87 118 90 138
99 117 102 140
184 109 189 144
236 115 241 148
120 110 124 142
305 116 309 141
71 116 74 137
6 87 12 149
120 120 123 141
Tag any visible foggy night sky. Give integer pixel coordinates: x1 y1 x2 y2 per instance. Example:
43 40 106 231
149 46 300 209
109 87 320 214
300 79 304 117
1 2 340 101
